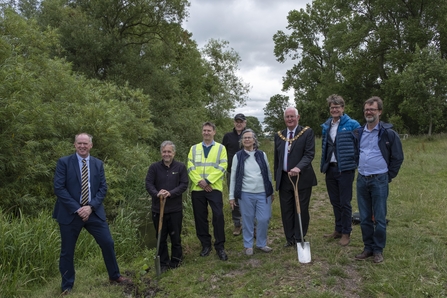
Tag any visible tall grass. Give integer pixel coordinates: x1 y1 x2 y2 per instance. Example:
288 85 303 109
0 208 142 297
1 210 59 297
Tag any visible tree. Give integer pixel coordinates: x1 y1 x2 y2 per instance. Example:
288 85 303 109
37 0 190 81
273 1 352 131
245 116 263 138
396 46 447 135
263 94 290 135
201 39 251 121
273 0 447 134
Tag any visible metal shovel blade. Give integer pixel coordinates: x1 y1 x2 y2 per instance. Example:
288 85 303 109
154 255 161 276
297 241 311 263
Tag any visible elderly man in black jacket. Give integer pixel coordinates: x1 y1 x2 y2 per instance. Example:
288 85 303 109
274 107 317 247
146 140 188 272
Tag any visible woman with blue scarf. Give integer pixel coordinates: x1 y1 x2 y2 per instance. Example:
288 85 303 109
229 129 275 256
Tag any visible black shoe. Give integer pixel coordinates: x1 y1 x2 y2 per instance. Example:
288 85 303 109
216 249 228 261
169 262 181 269
200 246 212 257
284 241 295 247
161 265 170 273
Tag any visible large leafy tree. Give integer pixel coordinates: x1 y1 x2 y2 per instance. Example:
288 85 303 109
274 0 447 134
263 94 289 135
201 39 250 123
396 46 447 135
37 0 189 81
273 1 350 132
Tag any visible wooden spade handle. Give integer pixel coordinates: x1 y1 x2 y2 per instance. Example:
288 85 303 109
288 173 301 215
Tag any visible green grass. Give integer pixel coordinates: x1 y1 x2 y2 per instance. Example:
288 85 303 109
2 134 447 297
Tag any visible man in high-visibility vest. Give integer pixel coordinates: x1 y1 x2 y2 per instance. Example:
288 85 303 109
188 122 228 261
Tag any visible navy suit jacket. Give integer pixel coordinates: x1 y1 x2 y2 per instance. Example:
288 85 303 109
273 125 317 191
53 154 107 225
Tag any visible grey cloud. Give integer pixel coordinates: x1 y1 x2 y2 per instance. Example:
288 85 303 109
184 0 310 123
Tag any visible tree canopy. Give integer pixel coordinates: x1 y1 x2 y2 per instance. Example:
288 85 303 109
273 0 447 134
0 1 250 215
263 94 290 135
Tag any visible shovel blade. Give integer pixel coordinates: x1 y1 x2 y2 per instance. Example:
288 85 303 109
154 255 161 276
297 242 311 263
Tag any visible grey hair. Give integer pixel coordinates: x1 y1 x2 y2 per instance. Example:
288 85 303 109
75 133 93 143
239 129 259 149
160 140 176 152
284 106 299 117
326 94 345 107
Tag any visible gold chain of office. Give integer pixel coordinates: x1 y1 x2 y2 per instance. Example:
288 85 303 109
277 126 310 144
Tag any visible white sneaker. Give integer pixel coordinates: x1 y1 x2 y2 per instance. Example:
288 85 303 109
257 246 273 253
244 247 253 256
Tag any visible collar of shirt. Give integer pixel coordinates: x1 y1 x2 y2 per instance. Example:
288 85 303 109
202 140 215 148
331 118 340 125
363 123 379 132
161 159 174 169
288 126 297 135
76 153 90 163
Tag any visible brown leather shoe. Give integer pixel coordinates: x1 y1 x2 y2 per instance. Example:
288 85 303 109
323 231 342 239
233 226 242 236
373 253 384 263
61 288 71 295
355 250 373 260
339 234 350 246
109 276 132 285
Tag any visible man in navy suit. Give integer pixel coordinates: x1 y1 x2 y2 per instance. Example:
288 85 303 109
53 133 131 294
274 107 317 247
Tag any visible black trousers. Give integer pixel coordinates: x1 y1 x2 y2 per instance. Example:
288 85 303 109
191 190 226 250
279 173 312 242
152 210 183 267
325 167 355 234
226 172 241 227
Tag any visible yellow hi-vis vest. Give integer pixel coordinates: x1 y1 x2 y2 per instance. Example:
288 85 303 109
187 142 227 192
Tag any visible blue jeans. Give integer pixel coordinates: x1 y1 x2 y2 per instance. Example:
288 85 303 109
239 192 272 248
356 173 389 254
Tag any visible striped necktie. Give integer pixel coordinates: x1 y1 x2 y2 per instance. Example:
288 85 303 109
81 159 89 205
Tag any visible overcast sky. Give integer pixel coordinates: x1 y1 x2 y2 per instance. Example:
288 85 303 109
182 0 311 123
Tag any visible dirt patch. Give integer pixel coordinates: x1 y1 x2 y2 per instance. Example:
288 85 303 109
117 270 160 298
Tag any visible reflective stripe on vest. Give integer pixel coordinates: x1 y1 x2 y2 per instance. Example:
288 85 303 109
187 144 226 177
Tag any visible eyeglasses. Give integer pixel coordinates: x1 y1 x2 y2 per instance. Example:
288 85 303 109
330 106 342 110
363 108 379 113
243 137 253 140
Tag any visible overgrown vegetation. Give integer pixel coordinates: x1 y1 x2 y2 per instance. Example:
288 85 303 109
0 3 247 214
